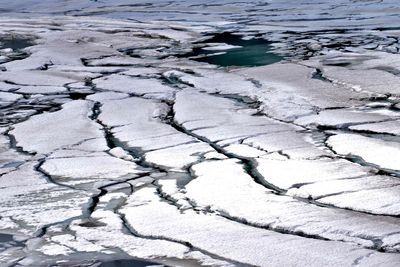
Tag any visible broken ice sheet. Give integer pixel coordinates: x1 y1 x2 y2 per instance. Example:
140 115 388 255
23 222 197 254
41 151 144 187
94 74 177 101
2 5 400 266
0 162 91 235
36 192 235 267
320 64 400 95
173 89 296 144
183 159 400 246
294 108 394 128
120 186 400 267
257 156 373 190
318 186 400 216
98 96 214 170
237 63 367 121
15 85 67 94
327 133 400 171
10 100 107 154
349 120 400 135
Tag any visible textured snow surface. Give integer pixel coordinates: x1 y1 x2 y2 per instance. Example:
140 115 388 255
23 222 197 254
1 3 400 266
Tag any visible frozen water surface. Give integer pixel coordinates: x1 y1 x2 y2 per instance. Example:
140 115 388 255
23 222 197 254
1 1 400 266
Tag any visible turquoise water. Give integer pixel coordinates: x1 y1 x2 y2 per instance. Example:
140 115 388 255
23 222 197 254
0 37 34 50
98 259 165 267
186 33 283 67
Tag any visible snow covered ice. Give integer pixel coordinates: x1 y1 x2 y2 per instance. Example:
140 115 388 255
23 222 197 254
1 1 400 266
